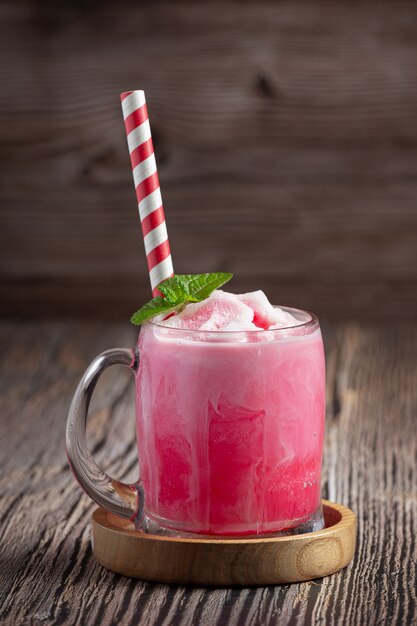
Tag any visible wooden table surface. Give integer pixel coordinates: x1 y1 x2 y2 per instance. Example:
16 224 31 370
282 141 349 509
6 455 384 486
0 321 416 625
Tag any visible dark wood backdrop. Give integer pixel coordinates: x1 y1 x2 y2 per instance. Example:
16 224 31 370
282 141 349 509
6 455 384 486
1 0 417 321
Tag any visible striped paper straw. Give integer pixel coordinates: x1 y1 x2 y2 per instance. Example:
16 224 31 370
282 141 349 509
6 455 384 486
120 90 174 295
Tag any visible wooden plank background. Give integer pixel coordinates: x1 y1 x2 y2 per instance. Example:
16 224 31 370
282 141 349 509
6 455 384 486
1 1 417 320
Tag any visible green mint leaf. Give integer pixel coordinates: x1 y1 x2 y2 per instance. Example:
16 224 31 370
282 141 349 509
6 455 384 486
177 273 233 301
157 278 187 304
130 297 181 326
130 273 233 326
158 273 233 303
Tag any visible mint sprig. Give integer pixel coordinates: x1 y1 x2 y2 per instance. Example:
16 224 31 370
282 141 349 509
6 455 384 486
130 297 181 326
130 272 233 326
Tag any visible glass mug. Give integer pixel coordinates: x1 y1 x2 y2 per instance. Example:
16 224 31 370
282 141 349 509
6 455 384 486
66 307 325 537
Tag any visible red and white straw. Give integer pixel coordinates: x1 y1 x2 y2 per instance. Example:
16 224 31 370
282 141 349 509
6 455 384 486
120 90 174 295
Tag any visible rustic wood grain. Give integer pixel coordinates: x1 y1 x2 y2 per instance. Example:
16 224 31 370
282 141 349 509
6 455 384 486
0 321 416 625
1 1 417 320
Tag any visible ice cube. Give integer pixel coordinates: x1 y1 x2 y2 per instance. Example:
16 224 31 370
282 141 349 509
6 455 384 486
236 290 301 329
162 290 255 331
222 320 260 331
269 307 303 329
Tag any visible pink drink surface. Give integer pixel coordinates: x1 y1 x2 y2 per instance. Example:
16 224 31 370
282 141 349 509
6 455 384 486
135 295 325 536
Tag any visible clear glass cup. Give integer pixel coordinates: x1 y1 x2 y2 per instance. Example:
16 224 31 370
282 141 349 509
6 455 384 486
66 306 325 537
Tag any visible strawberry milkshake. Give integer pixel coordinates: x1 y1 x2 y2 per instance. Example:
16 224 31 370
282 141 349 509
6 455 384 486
135 290 325 536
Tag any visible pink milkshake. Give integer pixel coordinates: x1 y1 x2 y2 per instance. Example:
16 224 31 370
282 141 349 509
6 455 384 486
135 290 325 536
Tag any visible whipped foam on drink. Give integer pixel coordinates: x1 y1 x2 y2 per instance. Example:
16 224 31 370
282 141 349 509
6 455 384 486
159 290 302 331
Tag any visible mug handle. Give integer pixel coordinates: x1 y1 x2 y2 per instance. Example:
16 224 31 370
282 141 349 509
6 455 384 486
66 348 143 522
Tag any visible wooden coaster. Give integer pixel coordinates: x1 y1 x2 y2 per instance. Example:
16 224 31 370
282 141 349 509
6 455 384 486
91 500 356 586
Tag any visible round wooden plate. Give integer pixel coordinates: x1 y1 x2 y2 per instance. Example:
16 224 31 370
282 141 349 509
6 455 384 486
92 500 356 586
